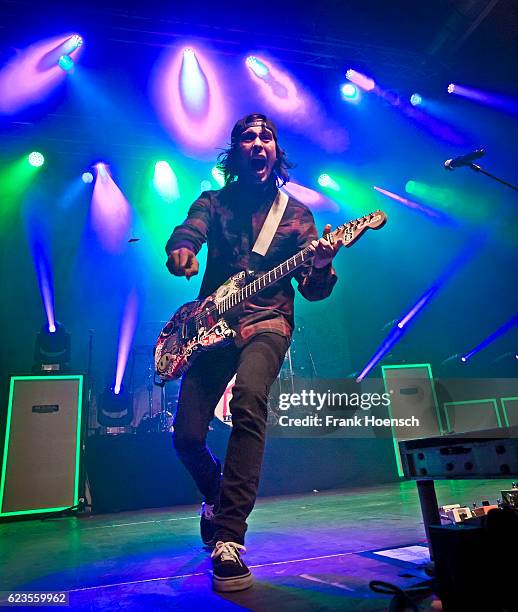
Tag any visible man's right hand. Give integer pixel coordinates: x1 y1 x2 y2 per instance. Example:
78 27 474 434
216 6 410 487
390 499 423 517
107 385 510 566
166 248 199 279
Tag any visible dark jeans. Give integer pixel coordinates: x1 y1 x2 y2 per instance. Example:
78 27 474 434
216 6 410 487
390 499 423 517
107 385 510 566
173 332 289 545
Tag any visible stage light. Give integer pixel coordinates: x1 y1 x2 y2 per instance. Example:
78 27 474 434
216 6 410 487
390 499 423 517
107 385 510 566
98 384 133 428
461 356 467 362
345 69 376 92
33 321 71 373
180 47 208 112
405 180 459 211
0 34 84 114
153 45 227 150
317 173 339 191
28 152 45 167
373 186 448 222
410 93 422 106
82 172 93 184
153 161 180 201
211 166 225 187
340 82 360 102
58 54 74 71
113 290 138 403
282 181 339 212
460 315 518 363
447 83 455 94
246 56 270 78
95 162 108 179
356 242 478 381
91 163 131 252
60 34 83 56
245 55 301 112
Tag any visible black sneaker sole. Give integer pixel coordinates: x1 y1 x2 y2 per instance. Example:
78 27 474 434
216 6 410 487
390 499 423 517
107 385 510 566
212 570 253 592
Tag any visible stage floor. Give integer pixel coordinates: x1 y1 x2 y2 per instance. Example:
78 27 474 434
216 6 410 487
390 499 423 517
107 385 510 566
0 479 500 610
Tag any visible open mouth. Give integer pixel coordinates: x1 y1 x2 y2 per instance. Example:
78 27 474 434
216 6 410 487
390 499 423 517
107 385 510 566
250 157 267 172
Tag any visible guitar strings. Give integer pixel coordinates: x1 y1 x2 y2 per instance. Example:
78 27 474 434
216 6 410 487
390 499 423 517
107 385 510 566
190 212 378 328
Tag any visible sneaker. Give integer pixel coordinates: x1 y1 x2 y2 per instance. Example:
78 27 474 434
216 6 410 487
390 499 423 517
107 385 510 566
211 541 253 592
200 502 216 547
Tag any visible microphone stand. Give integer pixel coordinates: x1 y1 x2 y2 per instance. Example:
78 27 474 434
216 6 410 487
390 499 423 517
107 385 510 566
77 330 94 516
469 163 518 192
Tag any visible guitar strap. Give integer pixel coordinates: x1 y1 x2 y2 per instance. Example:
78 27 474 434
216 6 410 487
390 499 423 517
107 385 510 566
251 189 289 257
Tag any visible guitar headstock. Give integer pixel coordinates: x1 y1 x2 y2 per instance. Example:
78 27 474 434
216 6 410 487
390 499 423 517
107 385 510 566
331 210 387 247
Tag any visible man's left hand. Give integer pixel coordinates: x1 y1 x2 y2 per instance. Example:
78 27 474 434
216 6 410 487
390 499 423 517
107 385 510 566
310 224 343 268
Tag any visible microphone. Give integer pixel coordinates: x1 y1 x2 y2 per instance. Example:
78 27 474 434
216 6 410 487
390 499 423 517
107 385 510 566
444 149 485 170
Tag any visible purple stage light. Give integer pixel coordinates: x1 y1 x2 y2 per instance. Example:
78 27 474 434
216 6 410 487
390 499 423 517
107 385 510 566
152 45 227 153
37 254 56 336
90 164 131 252
27 224 56 338
461 315 518 363
246 56 269 78
114 290 139 396
282 181 339 212
245 55 301 112
0 34 83 114
244 54 348 152
448 83 518 115
373 186 449 223
447 83 455 94
345 69 376 92
180 48 209 117
62 35 83 54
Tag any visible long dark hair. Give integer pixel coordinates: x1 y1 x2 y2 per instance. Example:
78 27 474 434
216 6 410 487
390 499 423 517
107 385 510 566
216 114 294 187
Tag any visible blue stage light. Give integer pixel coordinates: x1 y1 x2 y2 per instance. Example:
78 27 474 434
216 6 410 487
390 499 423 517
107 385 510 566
410 93 422 106
340 83 358 99
58 55 75 72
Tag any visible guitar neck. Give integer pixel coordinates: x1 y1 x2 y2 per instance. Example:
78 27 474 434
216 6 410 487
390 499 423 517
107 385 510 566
216 209 387 316
218 247 313 314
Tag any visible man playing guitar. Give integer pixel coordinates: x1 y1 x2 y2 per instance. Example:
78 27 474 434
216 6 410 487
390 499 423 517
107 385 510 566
165 113 342 592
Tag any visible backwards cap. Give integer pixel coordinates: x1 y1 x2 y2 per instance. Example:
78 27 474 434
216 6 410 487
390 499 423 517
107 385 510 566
230 113 278 143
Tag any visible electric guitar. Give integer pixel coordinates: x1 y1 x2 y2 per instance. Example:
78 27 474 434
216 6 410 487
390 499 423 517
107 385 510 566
154 210 387 381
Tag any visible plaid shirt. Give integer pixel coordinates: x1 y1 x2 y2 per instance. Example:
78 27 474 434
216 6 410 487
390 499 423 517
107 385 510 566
165 181 337 346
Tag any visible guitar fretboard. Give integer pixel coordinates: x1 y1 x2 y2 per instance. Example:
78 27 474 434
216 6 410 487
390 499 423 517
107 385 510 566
217 246 313 315
216 210 383 316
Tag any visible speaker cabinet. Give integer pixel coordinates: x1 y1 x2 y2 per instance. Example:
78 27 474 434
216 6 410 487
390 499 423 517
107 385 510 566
382 364 444 476
502 396 518 427
0 375 83 518
444 399 501 433
382 364 444 440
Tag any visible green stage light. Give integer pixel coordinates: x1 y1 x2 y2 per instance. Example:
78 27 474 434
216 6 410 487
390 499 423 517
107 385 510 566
28 152 45 167
58 55 75 72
